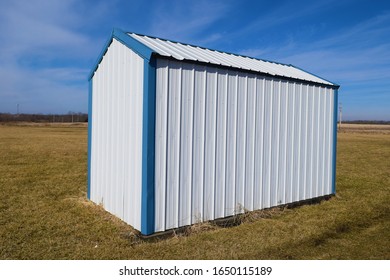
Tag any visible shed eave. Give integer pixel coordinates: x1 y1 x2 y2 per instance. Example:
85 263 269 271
154 54 340 89
290 63 340 88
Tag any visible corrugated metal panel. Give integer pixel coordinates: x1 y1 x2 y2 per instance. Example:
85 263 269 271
154 58 336 233
129 33 335 86
90 38 144 231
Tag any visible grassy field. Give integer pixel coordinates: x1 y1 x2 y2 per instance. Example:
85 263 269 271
0 123 389 259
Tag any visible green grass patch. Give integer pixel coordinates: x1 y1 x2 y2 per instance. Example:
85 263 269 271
0 124 389 259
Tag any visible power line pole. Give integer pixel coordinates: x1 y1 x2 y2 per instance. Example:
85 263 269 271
338 103 342 131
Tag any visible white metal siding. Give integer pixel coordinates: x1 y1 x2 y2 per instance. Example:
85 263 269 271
90 39 144 231
154 58 336 233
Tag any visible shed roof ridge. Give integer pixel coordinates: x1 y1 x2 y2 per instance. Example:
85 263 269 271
126 31 291 67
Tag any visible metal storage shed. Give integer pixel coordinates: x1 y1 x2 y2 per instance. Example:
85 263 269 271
88 28 339 236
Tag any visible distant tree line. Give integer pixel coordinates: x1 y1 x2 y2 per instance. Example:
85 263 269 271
343 120 390 125
0 112 88 123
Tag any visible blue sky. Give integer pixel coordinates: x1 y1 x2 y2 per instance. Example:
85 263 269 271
0 0 389 120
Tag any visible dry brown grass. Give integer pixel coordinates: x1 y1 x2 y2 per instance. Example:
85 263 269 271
0 123 389 259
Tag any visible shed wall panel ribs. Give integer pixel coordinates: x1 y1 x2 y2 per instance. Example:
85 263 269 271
154 58 336 233
215 69 228 219
90 38 143 231
155 58 334 231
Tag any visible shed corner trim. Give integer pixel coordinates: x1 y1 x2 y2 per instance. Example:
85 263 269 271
332 88 339 194
87 79 93 200
141 56 157 235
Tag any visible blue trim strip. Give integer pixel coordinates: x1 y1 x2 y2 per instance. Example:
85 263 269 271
141 57 157 235
112 28 154 60
87 79 93 199
88 35 113 81
88 28 155 80
332 89 338 194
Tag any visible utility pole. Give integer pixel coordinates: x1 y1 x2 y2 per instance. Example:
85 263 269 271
338 103 342 131
17 103 19 115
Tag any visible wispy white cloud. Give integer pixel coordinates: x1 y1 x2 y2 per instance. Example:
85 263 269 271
232 0 341 37
0 0 109 113
148 0 229 43
239 38 297 61
0 0 98 62
232 7 390 120
238 48 272 59
0 65 87 113
313 11 390 50
38 68 89 83
0 0 388 120
196 33 225 46
277 47 390 82
236 10 390 86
